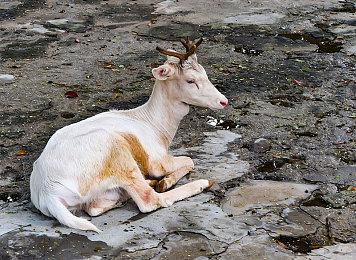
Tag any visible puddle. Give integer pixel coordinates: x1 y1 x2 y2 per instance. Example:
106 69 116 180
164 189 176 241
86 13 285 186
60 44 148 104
206 116 237 130
61 112 75 119
275 235 324 253
0 231 111 259
1 38 58 60
256 159 285 172
257 156 305 173
301 194 329 208
0 192 21 203
256 158 289 173
235 46 263 55
217 119 238 130
278 33 342 53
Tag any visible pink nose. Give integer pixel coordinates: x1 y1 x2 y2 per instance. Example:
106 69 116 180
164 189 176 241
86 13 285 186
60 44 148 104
220 101 227 108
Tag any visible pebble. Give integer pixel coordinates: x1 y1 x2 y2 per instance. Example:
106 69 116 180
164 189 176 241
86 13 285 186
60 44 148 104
252 138 271 153
0 74 15 83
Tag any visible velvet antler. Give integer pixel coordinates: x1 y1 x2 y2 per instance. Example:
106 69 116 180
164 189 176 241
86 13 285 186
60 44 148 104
156 36 203 62
180 36 203 52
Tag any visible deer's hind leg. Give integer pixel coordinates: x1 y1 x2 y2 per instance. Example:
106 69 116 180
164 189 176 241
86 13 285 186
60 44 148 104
123 169 213 213
149 155 195 192
84 188 130 217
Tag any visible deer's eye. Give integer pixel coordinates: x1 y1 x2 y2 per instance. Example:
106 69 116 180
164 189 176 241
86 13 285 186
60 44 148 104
187 79 195 84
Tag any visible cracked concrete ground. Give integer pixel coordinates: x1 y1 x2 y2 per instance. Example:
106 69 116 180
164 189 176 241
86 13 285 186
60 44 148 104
1 0 356 259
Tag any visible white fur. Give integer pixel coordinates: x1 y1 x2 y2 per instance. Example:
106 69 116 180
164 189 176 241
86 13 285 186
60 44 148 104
30 53 228 232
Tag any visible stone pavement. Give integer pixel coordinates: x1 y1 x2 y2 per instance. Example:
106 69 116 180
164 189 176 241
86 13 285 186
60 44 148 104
1 0 355 259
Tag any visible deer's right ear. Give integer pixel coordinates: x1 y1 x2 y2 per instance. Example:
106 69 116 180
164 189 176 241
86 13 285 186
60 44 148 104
152 65 173 81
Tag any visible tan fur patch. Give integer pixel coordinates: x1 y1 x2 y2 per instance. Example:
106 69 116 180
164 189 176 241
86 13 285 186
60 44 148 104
160 135 169 151
79 135 147 195
149 160 167 178
121 133 150 176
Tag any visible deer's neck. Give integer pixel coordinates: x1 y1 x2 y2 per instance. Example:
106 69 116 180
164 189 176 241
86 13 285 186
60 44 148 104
127 80 189 146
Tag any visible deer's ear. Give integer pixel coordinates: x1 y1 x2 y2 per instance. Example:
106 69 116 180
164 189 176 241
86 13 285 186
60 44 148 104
152 65 174 80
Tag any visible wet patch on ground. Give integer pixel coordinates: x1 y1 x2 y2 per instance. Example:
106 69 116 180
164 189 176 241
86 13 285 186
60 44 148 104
278 32 343 53
0 230 111 259
100 3 156 24
146 22 201 41
0 0 46 21
0 38 58 60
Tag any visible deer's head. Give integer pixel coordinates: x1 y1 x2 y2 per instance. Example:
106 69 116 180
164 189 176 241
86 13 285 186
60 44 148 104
152 37 228 110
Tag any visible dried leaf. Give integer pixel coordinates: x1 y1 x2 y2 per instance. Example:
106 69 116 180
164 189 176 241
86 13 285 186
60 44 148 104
294 80 302 86
65 91 78 98
16 150 27 156
347 186 356 191
276 240 288 249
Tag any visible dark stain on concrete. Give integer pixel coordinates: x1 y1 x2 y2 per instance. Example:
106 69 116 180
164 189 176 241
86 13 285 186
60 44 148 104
1 38 59 60
147 22 201 41
0 0 46 21
0 230 111 259
100 3 156 23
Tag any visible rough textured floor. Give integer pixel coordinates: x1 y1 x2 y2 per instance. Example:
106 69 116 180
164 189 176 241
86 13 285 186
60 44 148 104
0 0 355 259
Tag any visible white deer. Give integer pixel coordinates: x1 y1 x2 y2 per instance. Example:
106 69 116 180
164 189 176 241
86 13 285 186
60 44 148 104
30 37 228 232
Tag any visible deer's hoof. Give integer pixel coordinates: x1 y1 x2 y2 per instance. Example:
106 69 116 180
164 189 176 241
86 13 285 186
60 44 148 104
206 180 215 190
156 179 167 193
148 179 158 187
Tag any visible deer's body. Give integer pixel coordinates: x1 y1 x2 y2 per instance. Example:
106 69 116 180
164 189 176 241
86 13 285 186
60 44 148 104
30 38 228 232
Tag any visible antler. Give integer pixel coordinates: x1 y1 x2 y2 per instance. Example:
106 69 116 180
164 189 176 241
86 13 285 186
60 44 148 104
156 36 203 62
180 36 203 52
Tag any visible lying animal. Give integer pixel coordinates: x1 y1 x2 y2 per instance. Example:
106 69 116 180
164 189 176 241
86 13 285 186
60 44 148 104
30 37 228 232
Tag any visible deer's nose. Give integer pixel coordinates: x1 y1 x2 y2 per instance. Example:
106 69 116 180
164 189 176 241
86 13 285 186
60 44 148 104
220 101 227 108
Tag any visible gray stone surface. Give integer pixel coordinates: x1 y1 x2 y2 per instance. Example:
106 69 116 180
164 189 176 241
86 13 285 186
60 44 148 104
252 138 271 153
1 0 356 259
222 181 318 215
0 74 15 83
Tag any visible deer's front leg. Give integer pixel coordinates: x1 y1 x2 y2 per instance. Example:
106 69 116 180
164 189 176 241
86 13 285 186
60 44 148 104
149 155 194 192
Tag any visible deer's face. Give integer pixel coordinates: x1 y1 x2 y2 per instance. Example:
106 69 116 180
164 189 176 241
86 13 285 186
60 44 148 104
152 55 228 110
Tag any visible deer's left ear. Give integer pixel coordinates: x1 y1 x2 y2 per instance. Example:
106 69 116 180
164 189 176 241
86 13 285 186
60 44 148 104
152 65 174 80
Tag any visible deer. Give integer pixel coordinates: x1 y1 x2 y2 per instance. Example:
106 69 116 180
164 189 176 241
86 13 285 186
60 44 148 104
30 37 228 232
